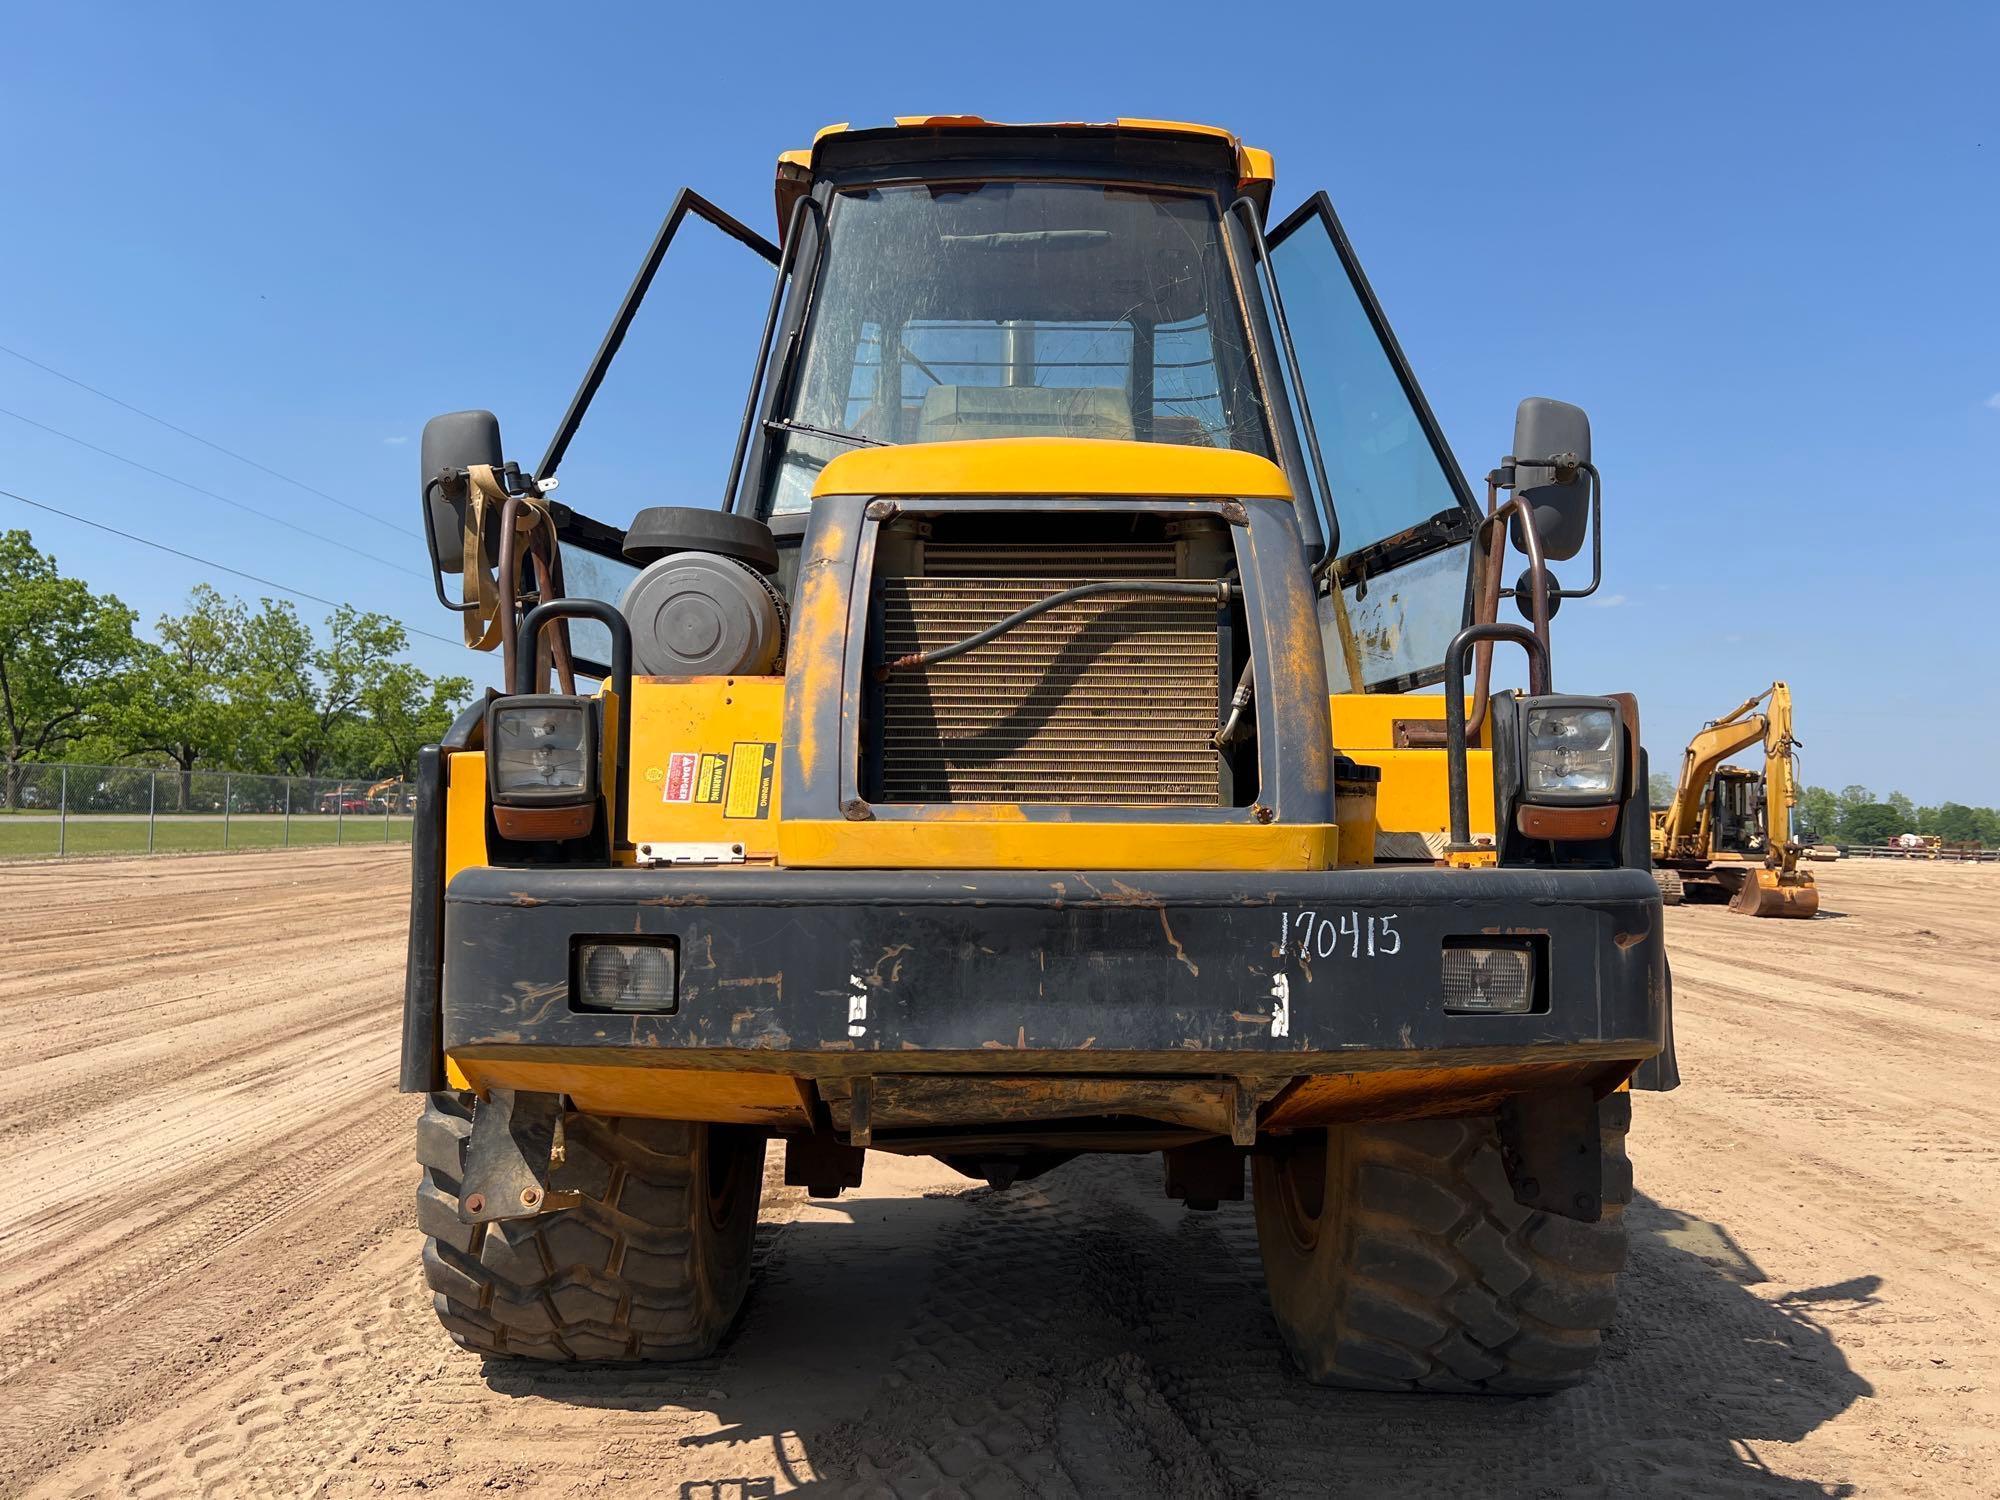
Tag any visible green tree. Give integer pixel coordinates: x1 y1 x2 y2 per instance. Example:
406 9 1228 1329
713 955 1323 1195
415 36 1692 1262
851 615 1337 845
238 601 407 777
1839 802 1904 846
363 663 473 782
1795 784 1841 843
1647 771 1675 808
0 530 138 807
115 585 251 809
1932 802 1986 846
1885 790 1917 826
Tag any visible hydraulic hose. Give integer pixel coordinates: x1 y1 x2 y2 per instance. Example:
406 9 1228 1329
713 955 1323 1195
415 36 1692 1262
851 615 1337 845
878 579 1234 676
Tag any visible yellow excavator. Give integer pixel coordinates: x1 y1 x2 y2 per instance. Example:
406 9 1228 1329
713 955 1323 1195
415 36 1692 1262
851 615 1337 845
1651 682 1818 917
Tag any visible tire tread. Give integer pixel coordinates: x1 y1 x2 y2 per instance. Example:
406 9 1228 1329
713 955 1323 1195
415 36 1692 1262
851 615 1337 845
415 1092 759 1362
1258 1093 1632 1393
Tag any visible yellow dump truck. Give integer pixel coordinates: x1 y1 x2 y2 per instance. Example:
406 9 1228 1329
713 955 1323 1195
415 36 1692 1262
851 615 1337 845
402 116 1675 1392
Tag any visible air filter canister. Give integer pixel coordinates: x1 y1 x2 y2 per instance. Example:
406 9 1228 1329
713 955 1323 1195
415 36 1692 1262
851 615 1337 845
620 551 784 676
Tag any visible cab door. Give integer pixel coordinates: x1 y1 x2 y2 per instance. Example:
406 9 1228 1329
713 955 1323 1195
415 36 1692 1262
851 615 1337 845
1263 192 1481 691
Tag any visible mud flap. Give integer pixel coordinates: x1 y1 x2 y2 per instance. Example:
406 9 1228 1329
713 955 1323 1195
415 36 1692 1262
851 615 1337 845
1630 955 1681 1092
1497 1085 1603 1223
458 1089 581 1224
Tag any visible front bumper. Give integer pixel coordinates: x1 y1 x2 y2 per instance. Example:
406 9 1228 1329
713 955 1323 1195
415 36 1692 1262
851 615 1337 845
431 864 1668 1085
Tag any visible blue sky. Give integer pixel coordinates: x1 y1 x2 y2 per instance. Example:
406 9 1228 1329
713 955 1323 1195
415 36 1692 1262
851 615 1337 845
3 2 1995 801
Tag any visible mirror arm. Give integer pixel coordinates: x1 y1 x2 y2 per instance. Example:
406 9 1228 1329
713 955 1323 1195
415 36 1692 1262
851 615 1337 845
1466 489 1556 738
1551 461 1603 601
1492 451 1603 601
423 473 480 613
1465 479 1506 737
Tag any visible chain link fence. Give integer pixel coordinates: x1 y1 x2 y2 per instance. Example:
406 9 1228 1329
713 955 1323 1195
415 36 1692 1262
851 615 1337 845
0 764 414 859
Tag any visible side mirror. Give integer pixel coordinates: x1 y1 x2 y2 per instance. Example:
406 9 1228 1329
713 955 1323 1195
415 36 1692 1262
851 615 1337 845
1506 397 1591 563
420 410 504 574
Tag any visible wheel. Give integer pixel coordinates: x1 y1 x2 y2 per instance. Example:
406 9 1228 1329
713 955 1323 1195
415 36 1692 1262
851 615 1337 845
416 1091 764 1361
1252 1093 1631 1393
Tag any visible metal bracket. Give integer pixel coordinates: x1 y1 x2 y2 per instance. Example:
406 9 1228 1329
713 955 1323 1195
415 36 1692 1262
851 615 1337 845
1497 1085 1603 1223
459 1088 581 1224
1164 1139 1247 1209
848 1076 875 1147
1228 1078 1259 1147
635 841 747 866
784 1135 866 1198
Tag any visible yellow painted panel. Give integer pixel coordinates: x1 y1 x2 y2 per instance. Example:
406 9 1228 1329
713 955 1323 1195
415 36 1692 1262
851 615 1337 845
626 677 785 854
1111 116 1237 142
1330 693 1496 844
1331 693 1491 749
1237 145 1276 184
778 818 1335 871
449 1058 813 1128
812 437 1292 501
865 115 1237 143
444 751 487 885
1346 750 1495 839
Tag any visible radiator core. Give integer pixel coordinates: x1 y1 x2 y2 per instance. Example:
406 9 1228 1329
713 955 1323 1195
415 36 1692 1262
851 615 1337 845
874 543 1222 806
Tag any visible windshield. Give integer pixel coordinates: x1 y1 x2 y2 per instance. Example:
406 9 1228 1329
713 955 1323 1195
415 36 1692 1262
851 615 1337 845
761 182 1270 515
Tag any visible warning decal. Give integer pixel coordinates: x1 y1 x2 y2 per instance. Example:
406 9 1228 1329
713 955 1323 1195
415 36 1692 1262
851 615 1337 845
661 752 697 803
694 753 728 804
723 741 776 819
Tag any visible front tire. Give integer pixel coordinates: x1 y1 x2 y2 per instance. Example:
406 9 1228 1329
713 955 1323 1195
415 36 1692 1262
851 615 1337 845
416 1091 764 1361
1252 1093 1631 1393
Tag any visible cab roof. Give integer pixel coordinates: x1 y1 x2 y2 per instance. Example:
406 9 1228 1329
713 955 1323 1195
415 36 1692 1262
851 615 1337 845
774 116 1275 237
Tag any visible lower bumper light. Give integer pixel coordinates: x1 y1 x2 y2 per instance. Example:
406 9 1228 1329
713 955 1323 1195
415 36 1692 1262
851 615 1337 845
575 939 678 1013
1442 942 1535 1015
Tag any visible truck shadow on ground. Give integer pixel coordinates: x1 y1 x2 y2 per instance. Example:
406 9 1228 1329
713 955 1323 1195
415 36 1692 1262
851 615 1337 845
484 1159 1874 1497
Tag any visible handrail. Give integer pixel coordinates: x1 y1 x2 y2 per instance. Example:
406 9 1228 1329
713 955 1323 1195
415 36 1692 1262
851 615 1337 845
1444 622 1550 852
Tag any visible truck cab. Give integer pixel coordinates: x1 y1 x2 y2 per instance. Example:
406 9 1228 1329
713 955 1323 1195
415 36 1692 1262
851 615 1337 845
404 116 1673 1392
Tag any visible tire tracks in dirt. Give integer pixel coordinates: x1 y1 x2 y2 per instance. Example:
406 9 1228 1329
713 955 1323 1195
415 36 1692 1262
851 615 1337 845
3 852 1996 1497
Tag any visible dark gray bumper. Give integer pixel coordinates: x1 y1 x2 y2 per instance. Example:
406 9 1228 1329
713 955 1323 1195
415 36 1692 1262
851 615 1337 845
431 864 1670 1084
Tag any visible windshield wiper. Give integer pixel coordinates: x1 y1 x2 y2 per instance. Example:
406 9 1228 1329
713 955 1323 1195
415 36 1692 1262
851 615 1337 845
763 418 887 450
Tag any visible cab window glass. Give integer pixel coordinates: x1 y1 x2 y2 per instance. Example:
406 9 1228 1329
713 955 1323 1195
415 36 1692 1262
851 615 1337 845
1267 195 1467 556
764 183 1269 516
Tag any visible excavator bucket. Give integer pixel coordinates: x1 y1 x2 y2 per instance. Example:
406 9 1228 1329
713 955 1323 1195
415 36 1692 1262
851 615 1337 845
1728 867 1820 919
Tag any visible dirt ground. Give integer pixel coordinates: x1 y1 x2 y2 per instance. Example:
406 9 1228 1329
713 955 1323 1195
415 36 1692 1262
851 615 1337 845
2 849 1995 1498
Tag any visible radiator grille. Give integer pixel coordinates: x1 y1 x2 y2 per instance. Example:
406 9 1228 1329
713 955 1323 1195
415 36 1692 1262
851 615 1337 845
875 547 1221 805
918 540 1184 579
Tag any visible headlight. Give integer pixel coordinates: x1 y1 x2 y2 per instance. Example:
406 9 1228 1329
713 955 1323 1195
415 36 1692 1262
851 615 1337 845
488 696 596 804
575 939 677 1012
1442 941 1537 1015
1520 698 1622 805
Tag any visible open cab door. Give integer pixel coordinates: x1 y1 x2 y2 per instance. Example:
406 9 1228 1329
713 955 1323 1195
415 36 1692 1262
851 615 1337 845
1261 191 1482 691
